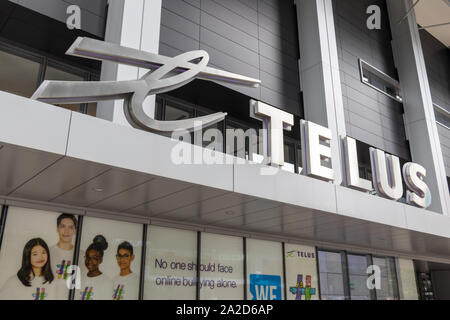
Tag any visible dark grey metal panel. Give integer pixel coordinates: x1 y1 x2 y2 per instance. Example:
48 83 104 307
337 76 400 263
9 0 107 37
420 30 450 176
159 0 302 116
333 0 410 160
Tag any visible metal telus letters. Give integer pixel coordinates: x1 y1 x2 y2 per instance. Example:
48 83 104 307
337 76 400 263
30 38 432 210
300 120 334 182
250 100 294 167
343 137 373 192
32 37 261 133
403 163 432 208
370 148 403 200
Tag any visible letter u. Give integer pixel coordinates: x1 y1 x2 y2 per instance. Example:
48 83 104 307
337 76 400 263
370 148 403 200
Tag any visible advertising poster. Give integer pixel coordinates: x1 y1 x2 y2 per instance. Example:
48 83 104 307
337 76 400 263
200 233 244 300
76 217 143 300
144 226 197 300
0 207 79 300
285 244 319 300
246 239 284 300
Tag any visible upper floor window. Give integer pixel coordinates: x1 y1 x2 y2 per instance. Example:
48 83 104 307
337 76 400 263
359 59 403 103
434 103 450 129
0 41 99 115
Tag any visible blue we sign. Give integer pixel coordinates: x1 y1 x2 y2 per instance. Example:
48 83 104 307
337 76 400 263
249 274 282 300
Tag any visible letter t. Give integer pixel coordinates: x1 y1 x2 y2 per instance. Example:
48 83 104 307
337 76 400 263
250 100 294 167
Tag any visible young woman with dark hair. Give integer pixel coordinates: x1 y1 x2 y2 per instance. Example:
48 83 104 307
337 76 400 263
0 238 57 300
77 235 113 300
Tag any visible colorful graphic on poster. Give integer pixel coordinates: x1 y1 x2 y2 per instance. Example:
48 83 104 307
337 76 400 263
56 260 71 279
289 275 316 300
32 288 47 300
249 274 282 300
113 285 125 300
80 286 94 300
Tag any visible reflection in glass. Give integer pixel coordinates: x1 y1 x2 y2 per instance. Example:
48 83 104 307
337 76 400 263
347 254 371 300
318 251 346 300
373 257 399 300
0 50 40 98
164 104 192 121
200 233 244 300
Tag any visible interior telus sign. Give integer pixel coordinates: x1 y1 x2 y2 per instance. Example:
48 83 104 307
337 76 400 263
251 100 431 209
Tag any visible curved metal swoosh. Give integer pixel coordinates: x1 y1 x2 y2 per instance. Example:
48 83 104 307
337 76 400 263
31 37 261 133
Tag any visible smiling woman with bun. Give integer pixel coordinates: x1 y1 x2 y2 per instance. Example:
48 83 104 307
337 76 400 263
0 238 56 300
77 235 113 300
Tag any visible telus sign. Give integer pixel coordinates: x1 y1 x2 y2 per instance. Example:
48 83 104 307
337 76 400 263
32 38 431 210
251 100 431 209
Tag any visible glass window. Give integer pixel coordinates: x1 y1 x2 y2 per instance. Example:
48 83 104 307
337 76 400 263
285 244 319 300
226 124 245 159
372 256 399 300
86 103 97 117
164 103 193 121
144 226 197 300
397 259 418 300
435 110 450 128
200 233 244 300
347 254 371 300
282 143 295 173
297 146 303 169
0 207 79 300
0 50 40 98
77 217 143 300
246 239 284 300
318 250 347 300
359 59 402 103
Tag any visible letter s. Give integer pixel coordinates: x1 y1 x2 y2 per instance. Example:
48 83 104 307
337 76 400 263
403 163 432 209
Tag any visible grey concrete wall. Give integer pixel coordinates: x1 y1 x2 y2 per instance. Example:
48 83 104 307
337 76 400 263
333 0 410 160
158 0 302 116
8 0 107 37
420 30 450 177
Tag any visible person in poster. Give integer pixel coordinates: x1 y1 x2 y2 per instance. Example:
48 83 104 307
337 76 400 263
0 238 56 300
50 214 83 299
112 241 139 300
77 235 112 300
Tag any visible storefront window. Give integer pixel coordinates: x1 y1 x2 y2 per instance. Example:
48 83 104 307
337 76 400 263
373 256 399 300
0 49 40 98
318 250 347 300
0 207 79 300
200 233 244 300
144 226 197 300
396 259 418 300
246 239 284 300
347 254 371 300
285 244 319 300
77 217 143 300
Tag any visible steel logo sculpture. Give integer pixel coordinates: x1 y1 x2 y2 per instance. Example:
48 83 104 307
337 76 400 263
32 37 261 132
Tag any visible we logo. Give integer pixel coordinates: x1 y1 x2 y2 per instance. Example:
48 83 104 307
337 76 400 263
249 274 282 300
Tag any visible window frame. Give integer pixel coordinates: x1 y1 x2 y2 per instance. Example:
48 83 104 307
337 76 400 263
434 103 450 130
0 38 100 115
358 59 403 103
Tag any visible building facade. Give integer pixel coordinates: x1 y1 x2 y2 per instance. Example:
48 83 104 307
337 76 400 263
0 0 449 300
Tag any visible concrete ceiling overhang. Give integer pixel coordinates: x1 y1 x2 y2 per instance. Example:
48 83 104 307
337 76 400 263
1 91 450 262
415 0 450 47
